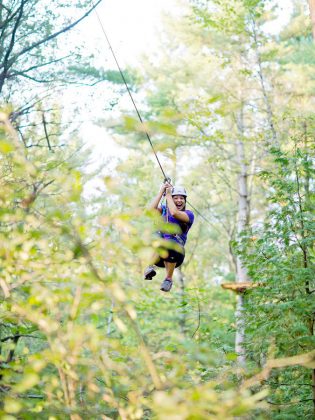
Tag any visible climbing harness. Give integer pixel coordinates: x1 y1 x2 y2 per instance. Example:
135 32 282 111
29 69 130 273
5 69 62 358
161 200 169 223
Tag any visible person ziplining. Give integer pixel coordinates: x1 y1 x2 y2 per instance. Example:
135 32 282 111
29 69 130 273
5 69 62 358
93 6 212 294
144 181 194 292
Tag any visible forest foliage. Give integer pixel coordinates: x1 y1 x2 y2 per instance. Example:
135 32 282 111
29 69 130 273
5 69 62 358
0 0 314 419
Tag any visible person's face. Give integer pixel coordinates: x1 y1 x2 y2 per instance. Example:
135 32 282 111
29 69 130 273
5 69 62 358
172 195 186 210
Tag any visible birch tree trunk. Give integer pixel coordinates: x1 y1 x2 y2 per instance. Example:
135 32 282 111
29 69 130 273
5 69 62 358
308 0 315 40
177 267 187 335
251 18 278 146
235 110 250 365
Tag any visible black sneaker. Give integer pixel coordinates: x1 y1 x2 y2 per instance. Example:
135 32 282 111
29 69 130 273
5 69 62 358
144 265 156 280
160 279 173 292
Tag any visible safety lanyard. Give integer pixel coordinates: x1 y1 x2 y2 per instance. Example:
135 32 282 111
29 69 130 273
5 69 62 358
162 202 169 223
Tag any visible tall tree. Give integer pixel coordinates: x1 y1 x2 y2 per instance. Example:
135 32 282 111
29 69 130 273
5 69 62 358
237 130 315 417
0 0 103 96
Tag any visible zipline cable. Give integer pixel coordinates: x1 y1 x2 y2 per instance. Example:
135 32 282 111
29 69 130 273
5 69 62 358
92 4 168 181
185 201 215 228
92 3 215 229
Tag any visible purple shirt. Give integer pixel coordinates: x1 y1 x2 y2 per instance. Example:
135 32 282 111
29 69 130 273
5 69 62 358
161 204 194 245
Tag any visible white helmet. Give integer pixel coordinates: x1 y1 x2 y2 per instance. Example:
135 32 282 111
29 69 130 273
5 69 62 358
171 186 187 197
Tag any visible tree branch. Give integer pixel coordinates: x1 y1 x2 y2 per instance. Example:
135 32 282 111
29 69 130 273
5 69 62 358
0 0 25 91
1 334 42 343
9 54 72 77
42 111 52 151
5 0 104 70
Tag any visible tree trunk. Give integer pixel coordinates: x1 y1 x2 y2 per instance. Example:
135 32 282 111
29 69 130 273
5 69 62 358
251 18 278 146
177 267 187 335
235 110 250 365
308 0 315 40
299 128 315 414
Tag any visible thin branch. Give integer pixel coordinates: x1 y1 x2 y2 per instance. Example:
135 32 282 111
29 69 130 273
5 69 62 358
11 72 55 83
243 350 315 389
265 381 314 387
1 0 25 69
191 297 201 339
9 54 72 76
267 399 313 406
0 2 24 30
42 111 52 151
5 0 104 70
10 91 54 121
20 179 55 210
1 334 43 343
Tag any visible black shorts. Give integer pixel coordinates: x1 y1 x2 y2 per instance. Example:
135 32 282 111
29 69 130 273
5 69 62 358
155 241 185 268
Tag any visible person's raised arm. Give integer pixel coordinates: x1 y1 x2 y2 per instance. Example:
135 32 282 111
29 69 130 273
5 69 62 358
148 183 167 212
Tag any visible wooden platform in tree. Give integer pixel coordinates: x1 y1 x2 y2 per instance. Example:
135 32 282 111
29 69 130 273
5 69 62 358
221 282 259 293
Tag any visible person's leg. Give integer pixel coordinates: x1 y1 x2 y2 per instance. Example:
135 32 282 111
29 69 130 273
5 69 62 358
164 261 176 280
144 251 163 280
160 261 176 292
144 264 156 280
